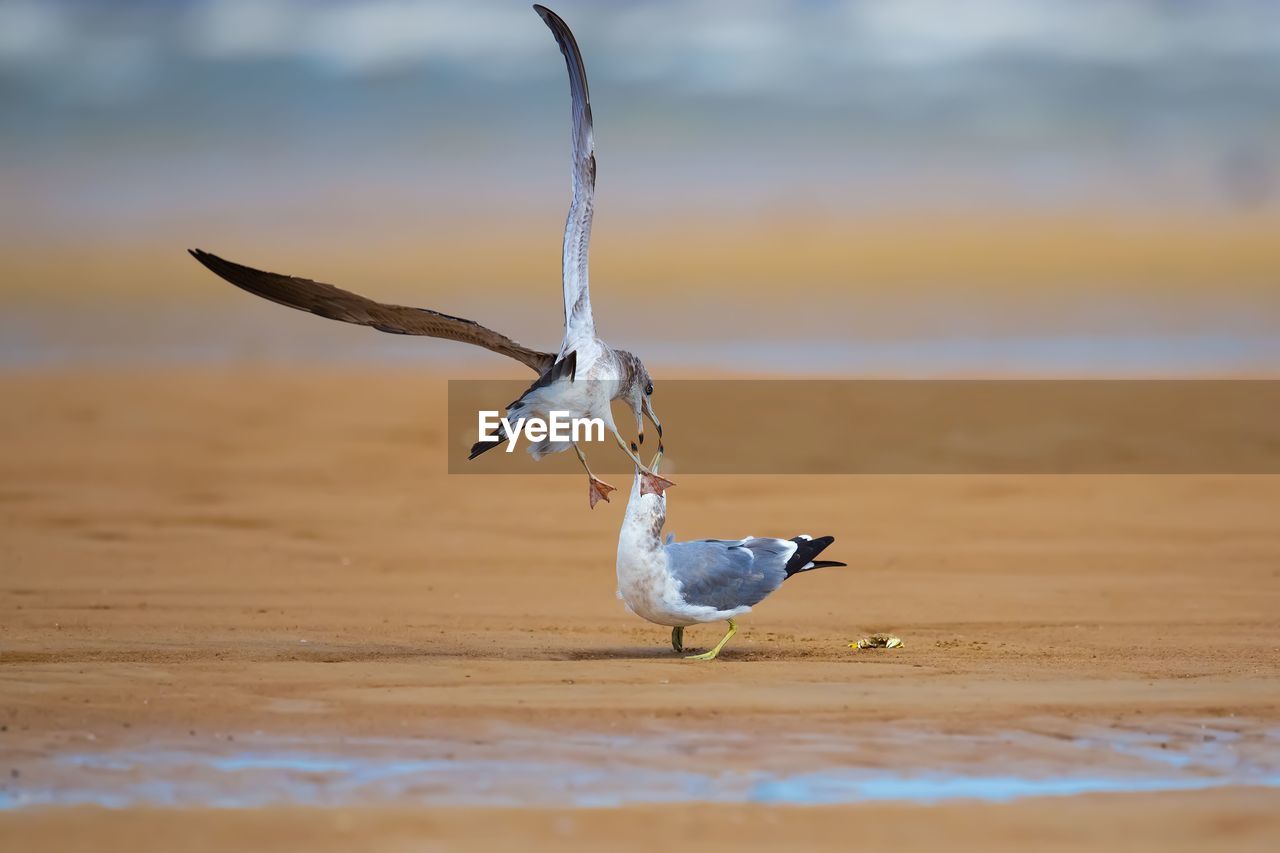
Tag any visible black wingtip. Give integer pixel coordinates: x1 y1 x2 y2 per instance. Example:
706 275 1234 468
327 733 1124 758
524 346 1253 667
784 535 842 577
188 248 219 268
469 431 509 459
533 4 574 46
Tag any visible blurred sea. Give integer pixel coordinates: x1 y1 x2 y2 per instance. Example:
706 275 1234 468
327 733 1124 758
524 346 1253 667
4 299 1277 376
2 1 1278 376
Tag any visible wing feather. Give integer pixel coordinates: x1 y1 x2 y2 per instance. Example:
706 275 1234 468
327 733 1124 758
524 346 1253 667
189 249 554 374
534 4 596 344
665 540 788 612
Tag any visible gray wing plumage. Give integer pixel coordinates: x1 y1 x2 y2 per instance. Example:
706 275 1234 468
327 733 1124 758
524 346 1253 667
665 538 793 612
189 249 555 374
534 4 596 344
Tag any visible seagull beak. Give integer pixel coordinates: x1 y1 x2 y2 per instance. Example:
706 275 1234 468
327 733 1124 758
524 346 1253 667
641 396 662 446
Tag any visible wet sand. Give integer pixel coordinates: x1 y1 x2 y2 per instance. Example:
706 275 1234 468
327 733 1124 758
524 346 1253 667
2 368 1278 848
6 791 1280 853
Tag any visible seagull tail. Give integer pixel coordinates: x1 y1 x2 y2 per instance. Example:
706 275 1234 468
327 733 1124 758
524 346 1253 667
783 535 846 578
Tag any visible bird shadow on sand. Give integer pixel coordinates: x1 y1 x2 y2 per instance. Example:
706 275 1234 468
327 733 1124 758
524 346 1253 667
558 646 753 662
559 646 689 661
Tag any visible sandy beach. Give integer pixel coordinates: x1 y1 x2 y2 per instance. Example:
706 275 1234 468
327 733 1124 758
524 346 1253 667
2 367 1277 849
6 1 1280 847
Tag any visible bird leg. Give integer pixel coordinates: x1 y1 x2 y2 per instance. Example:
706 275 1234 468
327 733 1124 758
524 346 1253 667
685 619 737 661
612 431 675 496
670 626 684 652
573 442 615 509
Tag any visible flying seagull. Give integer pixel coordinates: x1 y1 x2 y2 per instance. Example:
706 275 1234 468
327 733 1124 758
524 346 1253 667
616 451 847 660
188 4 672 508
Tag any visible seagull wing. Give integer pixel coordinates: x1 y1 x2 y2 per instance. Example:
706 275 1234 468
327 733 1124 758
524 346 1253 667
535 4 597 347
189 249 555 374
664 539 791 613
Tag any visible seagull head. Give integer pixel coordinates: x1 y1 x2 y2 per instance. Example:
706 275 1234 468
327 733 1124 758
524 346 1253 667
626 445 668 525
615 349 662 447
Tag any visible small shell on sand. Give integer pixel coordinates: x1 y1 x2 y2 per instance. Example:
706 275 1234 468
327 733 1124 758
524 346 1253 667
851 633 904 650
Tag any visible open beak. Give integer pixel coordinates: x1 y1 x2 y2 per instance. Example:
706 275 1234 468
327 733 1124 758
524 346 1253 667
650 448 663 471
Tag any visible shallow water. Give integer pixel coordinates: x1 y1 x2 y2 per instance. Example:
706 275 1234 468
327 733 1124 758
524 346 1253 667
3 719 1277 809
4 303 1278 376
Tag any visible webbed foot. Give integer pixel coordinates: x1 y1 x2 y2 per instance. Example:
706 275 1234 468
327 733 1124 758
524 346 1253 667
639 471 675 497
588 476 617 509
683 619 737 661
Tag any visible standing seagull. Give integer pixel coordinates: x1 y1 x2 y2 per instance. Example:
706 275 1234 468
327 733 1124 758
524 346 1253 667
187 4 672 508
616 451 847 660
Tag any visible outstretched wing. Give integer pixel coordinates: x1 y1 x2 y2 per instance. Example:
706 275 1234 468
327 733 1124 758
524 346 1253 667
189 249 555 374
535 4 596 346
